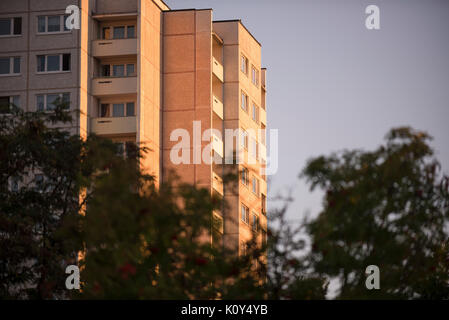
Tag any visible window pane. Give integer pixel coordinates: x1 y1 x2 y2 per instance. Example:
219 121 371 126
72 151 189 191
101 65 110 77
126 64 135 76
63 15 70 31
126 102 135 116
113 103 124 117
36 95 44 111
113 26 125 39
47 16 60 32
13 17 22 35
0 58 10 74
13 57 20 73
11 96 20 108
38 16 46 32
46 94 59 110
127 26 135 38
0 97 9 113
62 93 70 109
0 19 11 35
47 55 60 71
100 104 109 117
37 55 45 72
113 65 124 77
62 54 70 71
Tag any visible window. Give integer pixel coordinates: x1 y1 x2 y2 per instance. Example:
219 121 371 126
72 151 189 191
241 204 249 224
0 96 19 113
116 141 136 159
101 63 136 77
252 176 259 196
100 104 109 117
113 65 124 77
250 138 259 160
101 25 136 39
126 102 135 117
241 167 249 185
127 25 135 38
252 103 259 123
0 57 20 75
126 64 135 76
36 93 70 111
262 229 267 245
251 65 259 86
241 54 248 75
113 103 124 117
251 213 259 231
37 15 70 33
113 26 125 39
37 54 71 72
0 17 22 36
241 91 248 112
99 102 135 118
240 129 248 149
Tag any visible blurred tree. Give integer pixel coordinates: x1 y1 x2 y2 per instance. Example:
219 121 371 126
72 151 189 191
302 127 449 299
0 103 324 300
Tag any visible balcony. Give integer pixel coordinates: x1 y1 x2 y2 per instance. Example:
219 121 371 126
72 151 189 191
212 95 223 119
212 57 223 82
212 172 223 195
259 143 267 163
91 116 136 135
92 38 137 58
92 76 137 97
212 133 223 158
260 107 266 126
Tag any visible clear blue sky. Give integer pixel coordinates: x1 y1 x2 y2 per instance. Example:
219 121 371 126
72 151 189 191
165 0 449 222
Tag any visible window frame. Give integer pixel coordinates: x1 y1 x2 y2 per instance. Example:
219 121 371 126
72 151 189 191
241 203 250 224
251 65 259 87
241 90 248 112
240 128 248 150
98 101 136 118
252 102 259 123
101 63 136 78
241 54 248 76
0 95 20 113
36 93 70 111
37 15 71 34
241 167 249 186
0 17 22 37
0 56 20 76
36 54 71 73
101 24 137 40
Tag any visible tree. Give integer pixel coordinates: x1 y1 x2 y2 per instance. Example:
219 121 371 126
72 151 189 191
0 104 129 299
302 127 449 299
1 104 322 300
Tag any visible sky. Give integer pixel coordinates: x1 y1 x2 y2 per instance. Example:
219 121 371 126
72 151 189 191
165 0 449 223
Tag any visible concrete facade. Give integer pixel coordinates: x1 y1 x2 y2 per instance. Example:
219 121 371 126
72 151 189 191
0 0 267 254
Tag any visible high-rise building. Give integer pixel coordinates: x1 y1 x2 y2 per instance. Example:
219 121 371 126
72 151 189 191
0 0 267 254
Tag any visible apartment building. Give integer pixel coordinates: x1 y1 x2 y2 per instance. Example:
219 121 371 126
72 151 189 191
0 0 267 255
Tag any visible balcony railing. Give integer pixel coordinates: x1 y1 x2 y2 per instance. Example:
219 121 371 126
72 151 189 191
92 38 137 57
92 76 137 96
212 57 223 82
212 133 223 158
212 172 223 195
91 116 136 135
260 107 266 126
213 95 223 119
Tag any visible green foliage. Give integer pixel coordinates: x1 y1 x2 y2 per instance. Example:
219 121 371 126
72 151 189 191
302 127 449 299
